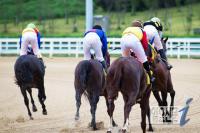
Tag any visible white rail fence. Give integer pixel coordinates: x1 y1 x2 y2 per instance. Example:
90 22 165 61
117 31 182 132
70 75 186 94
0 38 200 58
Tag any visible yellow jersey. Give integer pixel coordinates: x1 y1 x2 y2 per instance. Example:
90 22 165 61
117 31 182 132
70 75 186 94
122 27 143 40
22 28 35 35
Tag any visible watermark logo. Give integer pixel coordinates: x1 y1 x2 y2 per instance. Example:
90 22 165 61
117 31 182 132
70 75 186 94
151 98 193 126
179 98 193 126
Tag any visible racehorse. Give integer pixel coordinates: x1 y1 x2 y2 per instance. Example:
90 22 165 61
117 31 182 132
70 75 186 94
150 37 175 122
74 52 117 130
106 57 153 133
14 54 47 120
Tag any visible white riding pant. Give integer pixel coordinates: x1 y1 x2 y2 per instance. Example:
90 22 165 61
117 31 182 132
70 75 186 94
20 32 40 56
121 34 147 63
83 32 104 62
144 25 163 50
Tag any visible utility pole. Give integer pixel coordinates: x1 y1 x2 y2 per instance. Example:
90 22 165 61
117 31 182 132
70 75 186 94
86 0 93 31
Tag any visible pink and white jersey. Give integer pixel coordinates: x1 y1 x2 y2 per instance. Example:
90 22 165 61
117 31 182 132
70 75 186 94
144 25 163 50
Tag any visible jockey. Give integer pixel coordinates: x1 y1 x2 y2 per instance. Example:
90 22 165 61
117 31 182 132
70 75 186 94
121 20 155 82
143 17 172 70
19 23 42 59
83 25 108 73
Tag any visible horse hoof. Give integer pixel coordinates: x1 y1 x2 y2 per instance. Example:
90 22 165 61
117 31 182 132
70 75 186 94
166 119 172 123
107 130 112 133
32 106 37 112
113 123 118 127
43 110 47 115
121 129 127 133
148 127 154 132
75 115 79 121
30 117 34 120
93 127 98 131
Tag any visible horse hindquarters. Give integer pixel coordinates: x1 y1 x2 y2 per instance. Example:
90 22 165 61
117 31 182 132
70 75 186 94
15 61 33 88
74 61 91 121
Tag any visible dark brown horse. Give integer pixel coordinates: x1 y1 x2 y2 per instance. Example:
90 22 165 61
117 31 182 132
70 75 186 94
106 57 153 133
74 52 117 130
14 55 47 120
150 38 175 122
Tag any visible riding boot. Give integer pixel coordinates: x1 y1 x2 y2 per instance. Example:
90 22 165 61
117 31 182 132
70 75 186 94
158 49 173 70
143 61 155 83
100 60 108 74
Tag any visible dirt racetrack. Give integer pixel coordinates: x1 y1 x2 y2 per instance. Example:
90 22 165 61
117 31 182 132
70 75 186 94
0 57 200 133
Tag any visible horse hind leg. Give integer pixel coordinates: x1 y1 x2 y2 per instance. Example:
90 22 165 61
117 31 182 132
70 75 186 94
20 87 33 120
161 91 171 123
146 102 153 132
122 94 135 133
152 89 163 107
38 87 47 115
140 100 148 133
169 89 175 118
104 96 118 127
89 94 99 130
75 90 82 121
27 88 37 112
107 98 115 133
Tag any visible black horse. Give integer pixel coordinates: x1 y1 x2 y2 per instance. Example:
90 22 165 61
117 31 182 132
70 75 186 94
74 52 117 130
14 54 47 120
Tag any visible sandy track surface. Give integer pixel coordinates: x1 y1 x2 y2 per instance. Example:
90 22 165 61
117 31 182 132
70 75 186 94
0 57 200 133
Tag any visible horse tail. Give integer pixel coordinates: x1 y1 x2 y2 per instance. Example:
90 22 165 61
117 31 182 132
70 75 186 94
75 60 91 99
15 62 33 86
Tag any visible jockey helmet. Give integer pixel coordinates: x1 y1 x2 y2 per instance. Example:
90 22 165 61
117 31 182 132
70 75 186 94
150 17 163 31
132 20 143 28
26 23 36 29
93 25 102 30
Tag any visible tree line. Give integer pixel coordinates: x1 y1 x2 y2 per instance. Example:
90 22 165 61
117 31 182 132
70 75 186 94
0 0 199 35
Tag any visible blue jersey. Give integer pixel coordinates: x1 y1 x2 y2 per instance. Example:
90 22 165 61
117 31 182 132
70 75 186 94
84 29 108 57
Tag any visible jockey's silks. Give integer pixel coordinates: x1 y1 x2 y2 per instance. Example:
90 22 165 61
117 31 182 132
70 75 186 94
84 29 108 57
122 27 148 51
20 28 41 49
122 27 143 40
22 28 35 35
